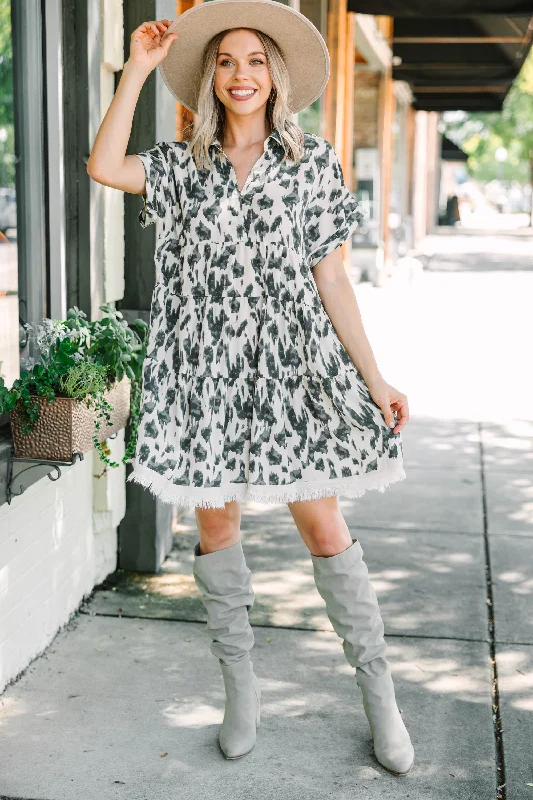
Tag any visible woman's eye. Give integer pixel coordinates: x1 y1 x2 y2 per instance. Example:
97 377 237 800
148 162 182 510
219 59 265 66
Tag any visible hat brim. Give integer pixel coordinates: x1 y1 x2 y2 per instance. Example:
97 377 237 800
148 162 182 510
158 0 330 115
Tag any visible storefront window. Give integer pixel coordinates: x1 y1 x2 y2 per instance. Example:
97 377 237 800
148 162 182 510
0 0 18 388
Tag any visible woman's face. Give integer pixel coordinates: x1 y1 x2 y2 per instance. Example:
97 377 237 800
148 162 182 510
214 29 273 119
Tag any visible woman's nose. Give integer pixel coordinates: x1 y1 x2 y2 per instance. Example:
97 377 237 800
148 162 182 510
232 63 252 80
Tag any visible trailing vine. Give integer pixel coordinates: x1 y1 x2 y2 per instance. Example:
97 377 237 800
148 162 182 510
0 305 148 471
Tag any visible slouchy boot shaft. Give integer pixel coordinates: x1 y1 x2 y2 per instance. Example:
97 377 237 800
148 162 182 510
192 538 261 758
193 540 255 665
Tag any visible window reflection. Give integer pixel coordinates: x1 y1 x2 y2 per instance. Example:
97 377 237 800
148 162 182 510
0 0 18 388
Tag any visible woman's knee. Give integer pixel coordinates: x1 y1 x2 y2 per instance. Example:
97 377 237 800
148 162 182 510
288 498 352 556
305 523 353 556
195 501 241 553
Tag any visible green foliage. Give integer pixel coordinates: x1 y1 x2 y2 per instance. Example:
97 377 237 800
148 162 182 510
298 98 322 137
442 50 533 184
59 362 108 400
0 0 16 186
0 1 13 124
0 304 148 469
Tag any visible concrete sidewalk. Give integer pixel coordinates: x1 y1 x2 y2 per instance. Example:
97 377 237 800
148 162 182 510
1 414 532 799
2 230 533 799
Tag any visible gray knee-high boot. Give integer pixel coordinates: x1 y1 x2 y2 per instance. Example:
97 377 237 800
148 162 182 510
193 539 261 760
311 538 414 776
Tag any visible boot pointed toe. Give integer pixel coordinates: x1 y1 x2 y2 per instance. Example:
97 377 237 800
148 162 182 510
374 739 415 775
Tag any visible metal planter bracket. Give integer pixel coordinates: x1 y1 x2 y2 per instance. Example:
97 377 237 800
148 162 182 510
6 449 84 505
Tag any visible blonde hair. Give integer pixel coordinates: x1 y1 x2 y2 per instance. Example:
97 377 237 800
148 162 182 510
186 28 305 171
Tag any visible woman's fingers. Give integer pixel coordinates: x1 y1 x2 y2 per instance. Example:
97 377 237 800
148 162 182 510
133 19 172 40
391 396 409 433
130 19 177 67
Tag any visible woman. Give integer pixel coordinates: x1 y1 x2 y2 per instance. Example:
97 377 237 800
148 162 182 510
87 2 413 775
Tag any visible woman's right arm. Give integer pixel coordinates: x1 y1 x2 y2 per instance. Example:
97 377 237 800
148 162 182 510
86 19 178 196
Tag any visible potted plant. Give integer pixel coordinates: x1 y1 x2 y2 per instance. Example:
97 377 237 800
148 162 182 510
0 305 148 468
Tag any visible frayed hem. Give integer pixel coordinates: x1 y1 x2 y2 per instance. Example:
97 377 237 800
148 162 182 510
127 460 406 509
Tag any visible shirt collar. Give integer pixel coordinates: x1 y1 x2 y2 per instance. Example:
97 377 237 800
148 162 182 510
210 128 283 153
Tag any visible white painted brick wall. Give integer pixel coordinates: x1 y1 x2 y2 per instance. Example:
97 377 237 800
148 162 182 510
0 0 131 697
0 436 125 694
93 430 126 584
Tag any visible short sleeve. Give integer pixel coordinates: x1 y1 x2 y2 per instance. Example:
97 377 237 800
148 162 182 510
305 140 364 268
134 142 174 228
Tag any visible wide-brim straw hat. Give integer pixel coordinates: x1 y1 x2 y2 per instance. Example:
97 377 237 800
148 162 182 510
158 0 330 115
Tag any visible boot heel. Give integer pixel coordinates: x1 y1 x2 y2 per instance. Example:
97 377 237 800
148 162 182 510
356 669 415 775
219 657 260 759
253 672 261 728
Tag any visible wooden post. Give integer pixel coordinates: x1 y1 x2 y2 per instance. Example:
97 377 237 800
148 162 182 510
340 12 356 271
175 0 200 139
406 104 416 217
376 16 395 272
326 0 356 273
343 12 356 190
325 0 338 146
326 0 350 152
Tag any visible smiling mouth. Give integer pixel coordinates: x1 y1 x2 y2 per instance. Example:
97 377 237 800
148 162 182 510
228 88 257 99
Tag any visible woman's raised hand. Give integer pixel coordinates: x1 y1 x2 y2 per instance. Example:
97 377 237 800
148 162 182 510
128 19 178 74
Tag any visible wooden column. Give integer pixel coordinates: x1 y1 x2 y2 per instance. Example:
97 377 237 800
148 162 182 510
406 104 416 217
175 0 201 139
340 12 356 270
376 16 395 270
325 0 345 153
325 0 356 272
342 12 356 190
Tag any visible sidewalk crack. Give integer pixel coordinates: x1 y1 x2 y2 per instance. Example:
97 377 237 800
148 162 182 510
479 421 506 800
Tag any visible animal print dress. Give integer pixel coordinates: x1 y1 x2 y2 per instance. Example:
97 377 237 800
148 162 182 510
130 129 405 508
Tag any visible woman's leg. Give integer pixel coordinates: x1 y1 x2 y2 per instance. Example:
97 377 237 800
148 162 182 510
288 494 353 556
287 495 414 776
288 495 387 676
192 501 261 759
195 500 242 555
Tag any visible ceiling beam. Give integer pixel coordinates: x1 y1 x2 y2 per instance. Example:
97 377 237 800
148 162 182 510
347 1 533 16
395 62 515 70
504 16 525 37
393 36 523 43
413 84 508 92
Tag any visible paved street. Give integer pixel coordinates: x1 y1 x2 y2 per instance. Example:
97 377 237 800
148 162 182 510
1 228 532 800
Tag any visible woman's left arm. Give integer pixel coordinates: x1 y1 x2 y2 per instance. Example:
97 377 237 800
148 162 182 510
313 248 409 434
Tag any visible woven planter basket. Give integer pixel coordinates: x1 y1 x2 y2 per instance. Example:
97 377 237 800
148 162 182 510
10 376 131 462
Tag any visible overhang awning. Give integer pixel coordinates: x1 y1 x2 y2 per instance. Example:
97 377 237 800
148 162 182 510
347 3 533 111
348 2 533 13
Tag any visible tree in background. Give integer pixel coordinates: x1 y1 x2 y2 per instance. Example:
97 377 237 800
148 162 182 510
0 0 14 188
442 49 533 224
